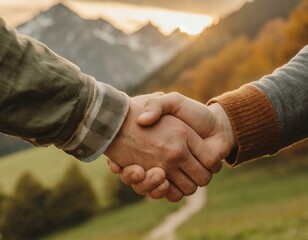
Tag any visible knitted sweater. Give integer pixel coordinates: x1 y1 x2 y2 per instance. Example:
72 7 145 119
211 45 308 166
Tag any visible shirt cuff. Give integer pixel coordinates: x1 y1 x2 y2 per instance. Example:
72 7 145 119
208 85 282 167
59 77 130 162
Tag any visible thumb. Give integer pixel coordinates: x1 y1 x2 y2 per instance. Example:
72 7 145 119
137 103 163 126
137 93 183 126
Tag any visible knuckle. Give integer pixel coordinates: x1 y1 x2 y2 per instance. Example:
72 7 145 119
150 185 167 199
150 192 163 200
199 172 212 187
206 156 222 172
184 185 198 196
212 161 223 173
169 92 183 101
167 193 183 202
154 91 165 96
169 144 186 160
144 98 155 108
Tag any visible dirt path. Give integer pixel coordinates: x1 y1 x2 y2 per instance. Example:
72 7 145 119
145 187 207 240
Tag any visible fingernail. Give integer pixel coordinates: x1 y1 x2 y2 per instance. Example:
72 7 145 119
131 172 138 181
139 112 151 120
151 174 160 184
158 183 165 192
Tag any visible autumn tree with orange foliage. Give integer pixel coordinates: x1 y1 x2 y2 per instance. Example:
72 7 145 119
165 0 307 103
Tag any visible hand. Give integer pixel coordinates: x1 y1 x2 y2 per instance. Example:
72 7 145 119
108 160 169 199
105 94 213 201
108 93 237 200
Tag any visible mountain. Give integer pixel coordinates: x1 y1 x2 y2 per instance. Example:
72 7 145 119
17 3 190 90
132 0 301 94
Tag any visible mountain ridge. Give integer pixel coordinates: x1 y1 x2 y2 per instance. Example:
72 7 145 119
17 3 191 90
131 0 301 94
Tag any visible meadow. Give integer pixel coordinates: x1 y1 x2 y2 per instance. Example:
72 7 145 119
177 154 308 239
0 146 110 205
0 146 307 239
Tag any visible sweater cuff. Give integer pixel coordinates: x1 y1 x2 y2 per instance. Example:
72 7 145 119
209 85 282 167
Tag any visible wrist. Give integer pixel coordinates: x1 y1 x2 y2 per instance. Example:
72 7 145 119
208 103 237 154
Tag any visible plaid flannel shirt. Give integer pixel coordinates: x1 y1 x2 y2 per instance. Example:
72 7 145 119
0 18 129 162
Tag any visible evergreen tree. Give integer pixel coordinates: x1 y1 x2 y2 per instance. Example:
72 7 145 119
46 164 97 228
1 173 49 239
104 172 143 208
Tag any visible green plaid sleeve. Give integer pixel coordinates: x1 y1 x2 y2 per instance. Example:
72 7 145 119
60 81 129 162
0 18 129 161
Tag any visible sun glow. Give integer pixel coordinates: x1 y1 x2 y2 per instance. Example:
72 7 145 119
68 1 213 35
0 0 214 36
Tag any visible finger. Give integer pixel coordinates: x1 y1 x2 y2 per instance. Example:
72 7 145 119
132 185 146 196
138 93 214 137
132 167 166 194
148 180 170 199
108 159 122 174
166 183 184 202
179 128 214 185
186 130 223 174
137 93 184 126
180 157 212 187
168 170 198 196
120 165 146 185
202 142 223 173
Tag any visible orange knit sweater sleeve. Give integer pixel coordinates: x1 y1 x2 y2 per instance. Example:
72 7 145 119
209 85 282 167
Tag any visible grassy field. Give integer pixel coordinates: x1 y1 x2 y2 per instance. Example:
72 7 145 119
43 199 182 240
0 146 110 205
177 155 308 239
1 146 308 239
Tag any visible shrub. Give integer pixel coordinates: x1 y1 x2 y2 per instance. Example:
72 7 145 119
46 164 97 229
104 172 143 207
1 173 49 240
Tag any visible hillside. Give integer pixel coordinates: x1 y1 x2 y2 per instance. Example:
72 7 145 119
131 0 301 94
41 154 308 239
0 135 30 157
0 146 110 205
177 155 308 239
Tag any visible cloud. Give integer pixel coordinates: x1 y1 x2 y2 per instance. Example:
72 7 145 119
76 0 247 16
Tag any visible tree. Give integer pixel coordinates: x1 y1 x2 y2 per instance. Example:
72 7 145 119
46 164 97 229
279 0 308 62
104 172 143 208
1 173 49 240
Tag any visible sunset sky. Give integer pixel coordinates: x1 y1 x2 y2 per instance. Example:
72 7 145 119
0 0 247 35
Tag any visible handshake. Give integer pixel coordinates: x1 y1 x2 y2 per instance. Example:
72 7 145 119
105 92 237 202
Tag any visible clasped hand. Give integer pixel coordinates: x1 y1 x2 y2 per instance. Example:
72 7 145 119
105 92 236 202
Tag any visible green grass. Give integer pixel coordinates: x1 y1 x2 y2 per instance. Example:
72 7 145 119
0 146 110 205
43 199 182 240
0 146 183 240
1 147 308 239
177 155 308 239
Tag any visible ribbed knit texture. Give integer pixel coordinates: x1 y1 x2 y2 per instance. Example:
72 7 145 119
209 85 282 167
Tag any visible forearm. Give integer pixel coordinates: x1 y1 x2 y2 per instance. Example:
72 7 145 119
210 45 308 166
252 45 308 148
0 18 129 161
